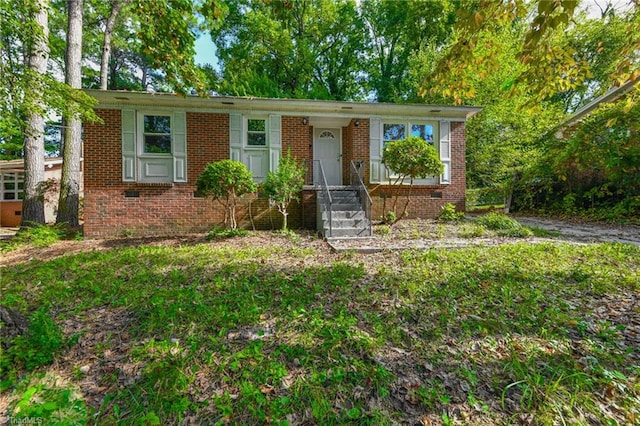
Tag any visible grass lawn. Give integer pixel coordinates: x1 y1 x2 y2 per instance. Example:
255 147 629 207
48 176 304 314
1 230 639 425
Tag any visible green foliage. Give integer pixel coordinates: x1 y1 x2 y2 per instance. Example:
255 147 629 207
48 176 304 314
382 136 444 181
475 212 521 230
438 203 465 223
1 309 65 388
2 238 640 423
456 223 486 238
262 151 305 230
206 224 249 239
474 212 534 238
360 0 457 102
196 160 257 229
1 223 67 251
383 211 396 224
517 99 640 221
381 135 444 218
210 0 366 100
8 373 87 425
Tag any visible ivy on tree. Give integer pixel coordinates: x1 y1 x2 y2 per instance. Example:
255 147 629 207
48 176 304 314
196 160 257 230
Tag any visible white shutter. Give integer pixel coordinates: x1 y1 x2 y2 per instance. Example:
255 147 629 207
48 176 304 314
369 117 382 183
173 111 187 182
229 113 242 162
122 109 136 181
439 120 451 184
269 114 282 172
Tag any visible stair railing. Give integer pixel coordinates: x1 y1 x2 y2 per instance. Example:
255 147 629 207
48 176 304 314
350 160 373 236
314 160 332 237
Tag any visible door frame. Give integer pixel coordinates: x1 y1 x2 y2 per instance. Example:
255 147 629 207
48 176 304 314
313 127 342 186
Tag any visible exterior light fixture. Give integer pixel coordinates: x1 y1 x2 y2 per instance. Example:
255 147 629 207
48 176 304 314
302 117 308 125
354 119 360 127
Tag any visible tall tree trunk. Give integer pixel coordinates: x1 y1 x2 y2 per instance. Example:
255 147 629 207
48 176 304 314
100 0 121 90
57 0 83 227
21 0 50 227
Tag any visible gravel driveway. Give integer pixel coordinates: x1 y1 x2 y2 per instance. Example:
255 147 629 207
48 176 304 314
329 216 640 252
515 216 640 245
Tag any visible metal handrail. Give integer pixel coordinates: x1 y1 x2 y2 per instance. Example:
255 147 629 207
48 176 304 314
350 160 373 236
314 160 332 236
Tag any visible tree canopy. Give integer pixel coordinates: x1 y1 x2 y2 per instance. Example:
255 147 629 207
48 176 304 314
1 0 638 223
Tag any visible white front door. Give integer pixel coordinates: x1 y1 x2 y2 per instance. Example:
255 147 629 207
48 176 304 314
313 128 342 186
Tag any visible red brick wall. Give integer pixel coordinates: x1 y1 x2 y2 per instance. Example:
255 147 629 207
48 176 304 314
84 110 466 237
186 112 229 182
281 116 313 184
368 121 466 220
84 110 231 238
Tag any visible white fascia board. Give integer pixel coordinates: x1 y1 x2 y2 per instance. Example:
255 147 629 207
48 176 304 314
85 89 482 121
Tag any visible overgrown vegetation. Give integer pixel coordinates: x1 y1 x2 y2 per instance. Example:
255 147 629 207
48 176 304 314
438 203 465 223
515 101 640 223
0 223 70 252
1 236 638 424
1 309 68 390
475 212 534 237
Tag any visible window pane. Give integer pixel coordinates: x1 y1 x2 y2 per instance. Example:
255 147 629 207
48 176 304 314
144 135 172 153
248 133 266 146
18 192 24 200
248 119 266 132
4 193 15 200
144 115 171 133
411 124 435 144
383 124 405 141
17 182 24 190
4 182 15 190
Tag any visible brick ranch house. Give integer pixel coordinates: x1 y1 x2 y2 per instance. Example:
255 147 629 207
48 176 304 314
83 90 480 238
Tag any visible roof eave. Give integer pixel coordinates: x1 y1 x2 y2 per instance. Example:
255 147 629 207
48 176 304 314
84 89 482 120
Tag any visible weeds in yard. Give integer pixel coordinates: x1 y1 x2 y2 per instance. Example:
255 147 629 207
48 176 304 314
1 223 68 251
1 240 639 424
1 309 68 390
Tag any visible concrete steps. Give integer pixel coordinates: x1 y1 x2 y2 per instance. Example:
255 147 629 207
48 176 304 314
318 188 372 238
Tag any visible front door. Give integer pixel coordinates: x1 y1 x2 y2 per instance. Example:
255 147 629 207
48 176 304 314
313 128 342 186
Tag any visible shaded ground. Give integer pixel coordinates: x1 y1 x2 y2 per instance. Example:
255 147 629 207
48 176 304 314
2 216 640 266
1 218 639 424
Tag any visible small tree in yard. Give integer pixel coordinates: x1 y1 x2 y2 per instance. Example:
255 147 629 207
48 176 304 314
382 135 444 219
262 151 306 231
196 160 256 230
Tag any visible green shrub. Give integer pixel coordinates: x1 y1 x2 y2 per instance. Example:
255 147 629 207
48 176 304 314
438 203 465 223
262 150 306 231
196 160 257 230
457 223 486 238
383 211 396 224
381 135 444 218
475 212 533 238
475 212 521 230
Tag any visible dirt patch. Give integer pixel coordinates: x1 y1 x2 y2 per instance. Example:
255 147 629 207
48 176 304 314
515 216 640 245
329 216 640 252
2 217 639 267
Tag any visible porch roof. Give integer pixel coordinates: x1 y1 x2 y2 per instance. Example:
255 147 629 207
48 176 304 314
86 90 481 121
